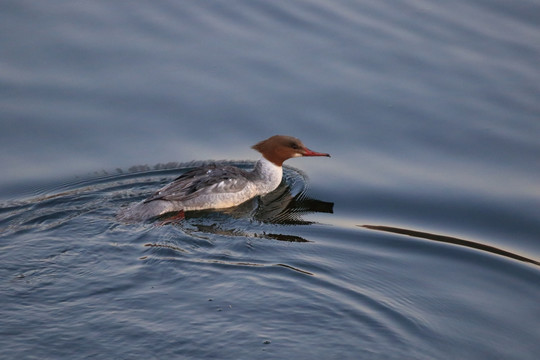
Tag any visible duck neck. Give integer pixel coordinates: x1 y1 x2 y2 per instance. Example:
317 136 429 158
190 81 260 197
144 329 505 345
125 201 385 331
251 157 283 194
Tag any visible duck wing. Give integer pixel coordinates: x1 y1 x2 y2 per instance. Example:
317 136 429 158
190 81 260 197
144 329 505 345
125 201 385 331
144 164 250 203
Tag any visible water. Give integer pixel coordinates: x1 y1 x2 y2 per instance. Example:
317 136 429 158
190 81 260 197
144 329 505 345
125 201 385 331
1 0 539 359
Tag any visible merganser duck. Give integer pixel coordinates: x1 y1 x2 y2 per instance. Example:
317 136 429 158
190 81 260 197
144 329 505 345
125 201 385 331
117 135 330 222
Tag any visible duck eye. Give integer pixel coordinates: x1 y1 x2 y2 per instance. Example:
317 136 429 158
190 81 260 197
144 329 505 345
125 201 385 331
290 143 300 149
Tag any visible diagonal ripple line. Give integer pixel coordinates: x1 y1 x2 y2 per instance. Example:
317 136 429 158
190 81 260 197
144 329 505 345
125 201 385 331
361 225 540 267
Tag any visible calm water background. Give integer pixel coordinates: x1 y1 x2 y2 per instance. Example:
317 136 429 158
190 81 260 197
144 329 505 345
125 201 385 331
1 0 539 359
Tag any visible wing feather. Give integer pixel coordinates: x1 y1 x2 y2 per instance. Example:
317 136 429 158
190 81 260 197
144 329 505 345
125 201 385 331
144 165 250 203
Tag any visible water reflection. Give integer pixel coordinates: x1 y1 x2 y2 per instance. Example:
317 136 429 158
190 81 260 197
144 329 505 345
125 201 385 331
254 182 334 225
362 225 540 266
158 179 334 243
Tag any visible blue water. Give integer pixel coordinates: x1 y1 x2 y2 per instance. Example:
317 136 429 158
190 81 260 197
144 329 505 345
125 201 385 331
1 1 539 359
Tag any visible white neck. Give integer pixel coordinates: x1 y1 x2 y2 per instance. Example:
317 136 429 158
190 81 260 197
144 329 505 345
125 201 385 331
251 157 283 195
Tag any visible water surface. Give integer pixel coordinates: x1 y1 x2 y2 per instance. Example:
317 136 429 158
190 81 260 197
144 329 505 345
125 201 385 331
1 0 539 359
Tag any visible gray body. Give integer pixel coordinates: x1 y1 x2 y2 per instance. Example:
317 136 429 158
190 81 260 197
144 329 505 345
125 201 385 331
117 158 282 222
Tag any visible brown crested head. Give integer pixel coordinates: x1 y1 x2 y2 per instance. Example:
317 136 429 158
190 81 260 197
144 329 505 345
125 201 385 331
252 135 330 166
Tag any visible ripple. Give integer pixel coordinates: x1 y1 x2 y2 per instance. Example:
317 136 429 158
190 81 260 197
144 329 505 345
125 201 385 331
0 161 332 233
362 224 540 267
2 161 539 360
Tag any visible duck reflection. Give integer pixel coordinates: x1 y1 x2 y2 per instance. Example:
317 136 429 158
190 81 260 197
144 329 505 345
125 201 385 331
158 179 333 243
249 178 333 225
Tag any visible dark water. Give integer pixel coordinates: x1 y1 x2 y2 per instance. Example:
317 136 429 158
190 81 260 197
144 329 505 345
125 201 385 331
1 1 539 359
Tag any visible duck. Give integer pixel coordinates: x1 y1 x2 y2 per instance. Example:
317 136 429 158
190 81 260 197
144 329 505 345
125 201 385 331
117 135 330 222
